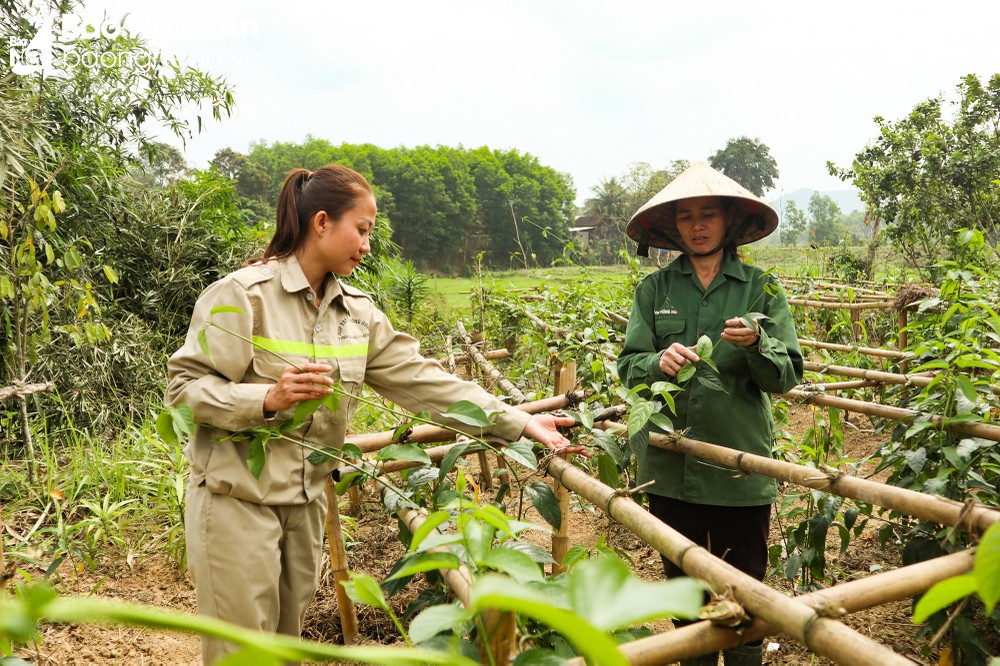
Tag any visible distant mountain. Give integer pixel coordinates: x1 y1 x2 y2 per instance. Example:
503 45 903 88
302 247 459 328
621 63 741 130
768 188 864 214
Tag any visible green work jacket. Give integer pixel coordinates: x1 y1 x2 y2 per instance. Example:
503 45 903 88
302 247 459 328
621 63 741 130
617 253 803 506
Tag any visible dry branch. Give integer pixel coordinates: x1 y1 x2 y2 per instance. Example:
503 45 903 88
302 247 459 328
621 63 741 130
324 481 358 642
0 381 53 403
545 457 914 666
455 320 526 404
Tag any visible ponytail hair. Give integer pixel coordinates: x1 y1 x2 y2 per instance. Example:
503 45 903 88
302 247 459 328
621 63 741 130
261 164 374 261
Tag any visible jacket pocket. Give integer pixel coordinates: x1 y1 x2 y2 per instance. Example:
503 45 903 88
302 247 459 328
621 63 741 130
654 316 686 348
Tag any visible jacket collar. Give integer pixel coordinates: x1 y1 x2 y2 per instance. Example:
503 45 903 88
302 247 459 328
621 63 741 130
276 254 343 305
670 252 751 283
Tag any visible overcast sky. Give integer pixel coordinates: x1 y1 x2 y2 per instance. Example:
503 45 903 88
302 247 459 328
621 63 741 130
73 0 1000 204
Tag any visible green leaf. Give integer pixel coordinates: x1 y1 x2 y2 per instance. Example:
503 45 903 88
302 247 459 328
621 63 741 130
913 575 977 623
596 452 620 489
343 573 390 611
512 649 570 666
156 411 178 446
627 399 656 439
51 190 65 213
647 412 674 432
479 548 544 583
408 510 452 553
694 371 727 394
676 363 697 383
214 649 283 666
293 399 324 426
902 448 927 474
247 434 269 479
525 481 562 530
210 305 248 316
565 557 702 630
955 374 978 403
306 446 339 465
439 442 471 480
386 552 462 581
101 264 119 284
695 335 713 361
501 541 555 564
197 328 214 367
561 545 590 572
378 444 432 466
409 603 470 644
444 400 494 427
469 575 627 666
973 522 1000 613
502 440 537 470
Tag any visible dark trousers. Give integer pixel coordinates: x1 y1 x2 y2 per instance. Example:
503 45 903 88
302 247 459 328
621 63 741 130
646 494 771 582
648 495 770 648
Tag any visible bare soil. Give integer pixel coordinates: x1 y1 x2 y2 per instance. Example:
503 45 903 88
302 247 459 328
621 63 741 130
12 402 941 665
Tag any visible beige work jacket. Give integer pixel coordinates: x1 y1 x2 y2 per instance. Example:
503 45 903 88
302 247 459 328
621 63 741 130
166 254 530 505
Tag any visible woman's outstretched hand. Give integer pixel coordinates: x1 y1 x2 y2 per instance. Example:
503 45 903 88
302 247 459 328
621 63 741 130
521 413 590 456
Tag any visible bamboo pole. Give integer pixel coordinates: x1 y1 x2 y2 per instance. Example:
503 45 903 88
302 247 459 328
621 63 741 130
346 485 362 516
348 392 584 453
324 480 358 643
544 457 914 666
787 298 896 310
446 349 512 365
550 361 576 575
801 379 879 391
570 549 974 666
455 320 527 404
478 608 516 666
445 335 457 374
802 361 932 388
780 388 1000 443
610 425 1000 536
798 339 911 360
394 504 472 605
899 307 910 374
603 309 629 329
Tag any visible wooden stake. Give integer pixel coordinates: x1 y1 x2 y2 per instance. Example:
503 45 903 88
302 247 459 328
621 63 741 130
324 480 358 643
898 306 910 374
346 484 362 517
477 450 493 491
544 457 913 666
478 608 516 666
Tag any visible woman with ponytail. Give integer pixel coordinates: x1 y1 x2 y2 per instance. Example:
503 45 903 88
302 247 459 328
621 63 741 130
166 164 577 664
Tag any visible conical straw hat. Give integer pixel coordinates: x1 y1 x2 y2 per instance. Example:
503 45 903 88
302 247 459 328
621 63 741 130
625 162 778 254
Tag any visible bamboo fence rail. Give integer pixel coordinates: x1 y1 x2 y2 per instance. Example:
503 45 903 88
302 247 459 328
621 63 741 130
565 549 974 666
798 339 912 360
780 388 1000 444
0 381 53 402
608 424 1000 536
802 361 933 388
801 379 879 391
544 456 914 666
787 298 895 310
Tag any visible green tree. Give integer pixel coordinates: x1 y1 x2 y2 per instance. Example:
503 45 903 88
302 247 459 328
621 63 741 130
807 193 844 246
829 73 1000 273
780 200 808 246
708 136 779 196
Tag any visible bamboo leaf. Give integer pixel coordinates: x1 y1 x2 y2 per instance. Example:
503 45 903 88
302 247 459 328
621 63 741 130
525 481 561 530
912 575 978 623
444 400 494 427
479 548 544 583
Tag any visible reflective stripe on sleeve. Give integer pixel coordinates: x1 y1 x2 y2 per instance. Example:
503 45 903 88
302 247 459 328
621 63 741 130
252 336 369 358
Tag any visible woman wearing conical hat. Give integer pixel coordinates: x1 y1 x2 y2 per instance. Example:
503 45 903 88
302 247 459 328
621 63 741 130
617 162 803 666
